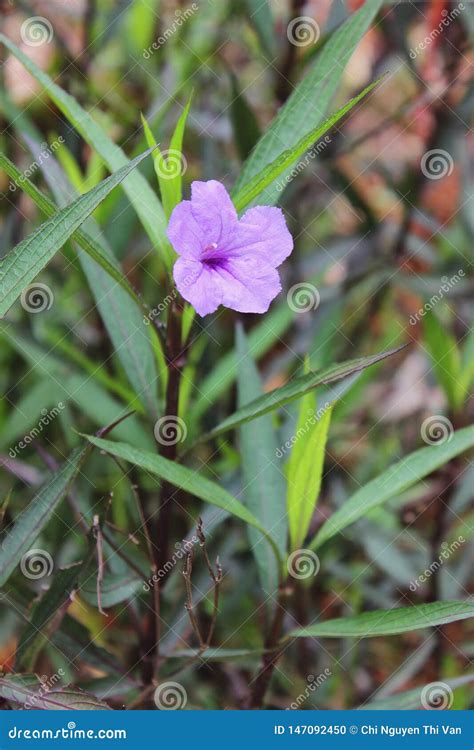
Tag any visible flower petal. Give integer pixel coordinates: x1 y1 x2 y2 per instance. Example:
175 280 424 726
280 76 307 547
224 205 293 266
190 180 238 245
215 255 282 314
167 201 206 259
173 258 222 316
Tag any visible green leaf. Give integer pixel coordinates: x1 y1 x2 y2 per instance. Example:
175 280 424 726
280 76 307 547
287 390 332 550
423 311 465 411
229 73 261 162
190 301 294 423
1 328 153 451
243 0 276 58
201 347 404 442
16 560 90 671
166 647 266 661
233 0 384 205
0 34 169 267
0 152 144 309
0 448 87 586
142 97 191 220
310 425 474 550
236 324 287 597
0 674 111 710
359 674 474 710
286 601 474 639
81 572 143 608
23 137 159 417
85 435 281 566
0 150 152 317
232 80 379 212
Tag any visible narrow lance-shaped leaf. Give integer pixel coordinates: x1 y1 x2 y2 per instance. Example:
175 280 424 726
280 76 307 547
85 435 282 567
141 98 191 261
359 674 474 710
199 347 404 442
286 601 474 639
286 387 333 550
0 34 169 267
0 675 111 710
310 425 474 550
16 559 92 671
23 135 160 417
0 328 154 451
232 79 380 212
0 447 88 586
236 324 287 598
423 310 465 411
233 0 384 205
0 150 152 317
0 152 143 309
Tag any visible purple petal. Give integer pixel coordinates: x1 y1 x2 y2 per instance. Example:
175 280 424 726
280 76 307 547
218 255 282 313
223 206 293 266
167 201 206 259
173 257 222 316
190 181 238 245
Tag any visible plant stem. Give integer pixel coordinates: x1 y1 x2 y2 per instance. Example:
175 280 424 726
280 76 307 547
248 583 291 708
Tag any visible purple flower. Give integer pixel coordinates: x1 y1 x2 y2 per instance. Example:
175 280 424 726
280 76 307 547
167 180 294 316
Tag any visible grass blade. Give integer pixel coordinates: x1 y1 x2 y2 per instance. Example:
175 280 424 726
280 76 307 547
310 425 474 550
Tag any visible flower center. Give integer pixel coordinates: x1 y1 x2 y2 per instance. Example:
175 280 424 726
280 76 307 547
202 243 227 270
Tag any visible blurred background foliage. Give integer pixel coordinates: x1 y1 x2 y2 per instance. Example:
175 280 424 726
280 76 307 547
0 0 473 710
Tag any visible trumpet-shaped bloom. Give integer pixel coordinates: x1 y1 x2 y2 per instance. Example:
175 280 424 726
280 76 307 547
167 180 293 316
